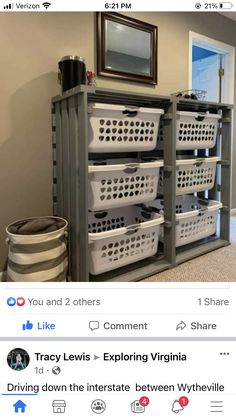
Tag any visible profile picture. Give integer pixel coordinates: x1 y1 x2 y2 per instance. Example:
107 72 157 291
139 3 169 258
7 348 30 371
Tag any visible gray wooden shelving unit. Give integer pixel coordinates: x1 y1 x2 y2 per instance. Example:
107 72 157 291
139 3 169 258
52 85 232 282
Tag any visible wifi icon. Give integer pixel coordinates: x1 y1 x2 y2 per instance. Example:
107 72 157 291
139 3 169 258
42 2 51 8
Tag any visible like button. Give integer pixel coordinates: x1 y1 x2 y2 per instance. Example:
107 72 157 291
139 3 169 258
22 321 33 331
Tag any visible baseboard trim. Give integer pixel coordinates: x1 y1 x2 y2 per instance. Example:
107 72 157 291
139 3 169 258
231 208 236 215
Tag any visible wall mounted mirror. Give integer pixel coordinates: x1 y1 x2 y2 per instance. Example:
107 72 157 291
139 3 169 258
97 12 158 85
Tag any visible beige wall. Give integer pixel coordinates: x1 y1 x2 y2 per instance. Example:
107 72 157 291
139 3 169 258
0 12 235 270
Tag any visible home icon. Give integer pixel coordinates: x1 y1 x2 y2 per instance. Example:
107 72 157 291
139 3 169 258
52 400 66 413
13 400 27 413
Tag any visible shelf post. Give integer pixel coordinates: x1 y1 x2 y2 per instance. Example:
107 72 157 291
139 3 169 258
163 99 177 265
220 107 232 243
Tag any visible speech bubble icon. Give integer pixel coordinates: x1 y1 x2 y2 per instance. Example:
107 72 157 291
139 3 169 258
89 321 100 331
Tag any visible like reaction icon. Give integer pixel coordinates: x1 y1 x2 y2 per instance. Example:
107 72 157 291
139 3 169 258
7 297 16 307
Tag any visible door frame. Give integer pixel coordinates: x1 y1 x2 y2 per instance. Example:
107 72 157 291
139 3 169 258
189 31 235 211
189 31 235 105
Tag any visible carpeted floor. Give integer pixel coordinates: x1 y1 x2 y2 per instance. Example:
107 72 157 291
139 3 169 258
144 216 236 282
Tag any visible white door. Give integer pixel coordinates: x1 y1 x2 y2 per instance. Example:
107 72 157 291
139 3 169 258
192 53 221 102
189 31 235 105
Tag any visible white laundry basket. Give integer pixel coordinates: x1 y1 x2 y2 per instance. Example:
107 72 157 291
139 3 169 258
157 111 220 150
150 195 222 247
88 159 163 210
88 206 164 275
159 157 220 195
88 103 164 152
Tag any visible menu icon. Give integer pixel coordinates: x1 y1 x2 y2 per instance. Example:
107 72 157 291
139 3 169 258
210 400 223 413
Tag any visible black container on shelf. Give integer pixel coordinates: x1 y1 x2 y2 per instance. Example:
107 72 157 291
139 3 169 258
58 55 86 92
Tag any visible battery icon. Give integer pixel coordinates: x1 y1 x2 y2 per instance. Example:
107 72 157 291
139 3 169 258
219 2 233 8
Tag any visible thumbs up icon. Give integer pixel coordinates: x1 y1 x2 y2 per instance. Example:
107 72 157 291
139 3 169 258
22 321 33 331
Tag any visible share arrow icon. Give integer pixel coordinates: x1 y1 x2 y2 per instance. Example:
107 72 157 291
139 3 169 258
176 321 187 331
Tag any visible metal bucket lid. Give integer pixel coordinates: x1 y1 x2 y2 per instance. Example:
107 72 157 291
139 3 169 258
59 55 85 63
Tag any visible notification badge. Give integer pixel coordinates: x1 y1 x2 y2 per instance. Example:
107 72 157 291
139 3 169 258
139 396 150 407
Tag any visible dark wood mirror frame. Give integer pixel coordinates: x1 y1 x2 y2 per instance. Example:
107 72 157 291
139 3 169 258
96 12 158 85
